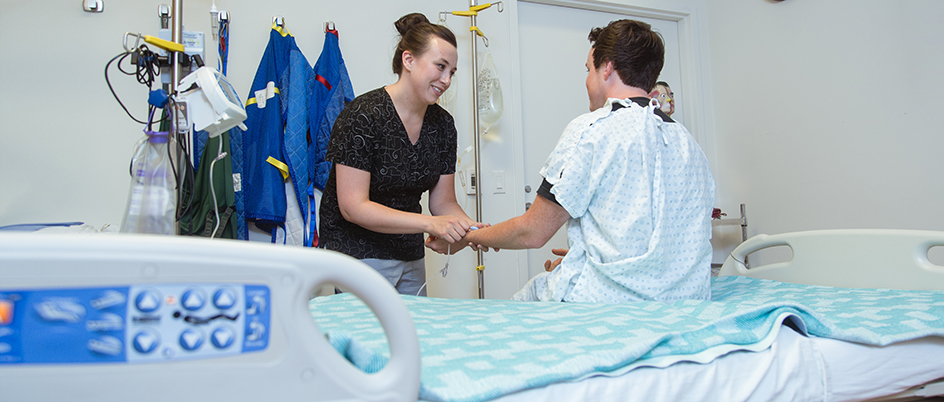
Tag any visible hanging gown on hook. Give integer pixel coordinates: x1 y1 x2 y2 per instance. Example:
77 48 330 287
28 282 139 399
307 26 355 247
242 23 314 244
179 133 237 238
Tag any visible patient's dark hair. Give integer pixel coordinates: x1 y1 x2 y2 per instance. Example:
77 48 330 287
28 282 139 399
392 13 457 76
588 20 664 92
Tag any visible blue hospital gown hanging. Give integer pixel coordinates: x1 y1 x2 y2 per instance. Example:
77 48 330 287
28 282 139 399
307 27 354 247
241 23 314 242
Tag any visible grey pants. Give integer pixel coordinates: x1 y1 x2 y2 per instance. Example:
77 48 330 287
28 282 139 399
360 258 427 296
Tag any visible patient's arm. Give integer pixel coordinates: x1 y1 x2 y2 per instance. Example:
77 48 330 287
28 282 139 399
463 195 571 251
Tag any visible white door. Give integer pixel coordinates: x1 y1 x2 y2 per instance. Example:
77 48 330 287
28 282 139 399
517 1 683 280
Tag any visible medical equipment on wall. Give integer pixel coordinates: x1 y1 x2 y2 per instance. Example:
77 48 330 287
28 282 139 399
0 233 421 402
216 10 230 75
176 67 247 138
108 33 179 235
440 2 504 299
109 0 247 236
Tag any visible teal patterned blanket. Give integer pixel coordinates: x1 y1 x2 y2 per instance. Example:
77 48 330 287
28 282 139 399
310 276 944 402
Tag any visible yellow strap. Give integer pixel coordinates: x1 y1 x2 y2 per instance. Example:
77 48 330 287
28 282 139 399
245 87 280 107
266 156 290 180
475 265 485 271
143 35 184 53
272 21 293 37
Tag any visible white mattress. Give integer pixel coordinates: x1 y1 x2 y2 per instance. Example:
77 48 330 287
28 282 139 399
493 327 944 402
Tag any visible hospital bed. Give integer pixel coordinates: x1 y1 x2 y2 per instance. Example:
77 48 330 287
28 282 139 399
2 230 943 401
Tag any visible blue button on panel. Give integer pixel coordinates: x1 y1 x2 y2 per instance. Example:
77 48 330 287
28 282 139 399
181 289 206 311
135 290 162 313
213 288 236 310
179 329 204 351
133 331 161 354
211 327 235 349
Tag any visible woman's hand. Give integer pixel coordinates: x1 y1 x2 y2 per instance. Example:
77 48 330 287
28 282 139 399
426 215 469 243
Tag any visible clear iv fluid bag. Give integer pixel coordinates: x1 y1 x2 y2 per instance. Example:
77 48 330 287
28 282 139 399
120 132 177 235
476 46 503 135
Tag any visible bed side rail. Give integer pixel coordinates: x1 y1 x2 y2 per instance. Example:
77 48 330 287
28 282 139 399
718 229 944 290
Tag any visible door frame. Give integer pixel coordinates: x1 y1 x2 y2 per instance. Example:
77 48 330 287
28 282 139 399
504 0 715 287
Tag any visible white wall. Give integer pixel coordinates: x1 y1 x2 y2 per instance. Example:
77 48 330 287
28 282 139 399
705 0 944 263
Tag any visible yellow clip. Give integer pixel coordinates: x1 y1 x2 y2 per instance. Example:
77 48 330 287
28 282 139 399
143 35 184 53
476 265 485 271
265 156 290 181
452 10 477 16
470 26 485 37
470 3 493 12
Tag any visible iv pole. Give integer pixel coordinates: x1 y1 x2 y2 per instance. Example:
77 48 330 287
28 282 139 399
447 2 502 299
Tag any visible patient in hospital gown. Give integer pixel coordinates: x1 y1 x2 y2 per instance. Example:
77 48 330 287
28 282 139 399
427 19 714 303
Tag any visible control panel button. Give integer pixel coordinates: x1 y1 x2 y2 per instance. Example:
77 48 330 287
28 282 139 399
86 313 124 332
34 299 86 323
213 288 236 310
87 336 123 356
90 290 126 310
133 331 161 354
181 289 205 311
211 327 235 349
179 329 204 351
135 290 162 313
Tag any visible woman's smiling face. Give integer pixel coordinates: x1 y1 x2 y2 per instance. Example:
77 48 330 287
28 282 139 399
406 36 458 105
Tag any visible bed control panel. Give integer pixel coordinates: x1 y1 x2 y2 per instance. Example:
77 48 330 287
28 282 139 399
0 284 270 365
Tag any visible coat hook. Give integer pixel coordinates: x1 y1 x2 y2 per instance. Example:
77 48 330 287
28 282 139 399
83 0 104 12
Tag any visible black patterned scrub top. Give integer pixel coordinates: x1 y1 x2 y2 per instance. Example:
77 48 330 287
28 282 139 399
319 87 458 261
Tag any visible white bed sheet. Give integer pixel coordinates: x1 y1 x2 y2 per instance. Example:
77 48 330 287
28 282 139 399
492 327 944 402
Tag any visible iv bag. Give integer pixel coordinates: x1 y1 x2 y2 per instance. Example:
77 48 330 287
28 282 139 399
120 131 177 235
476 44 503 140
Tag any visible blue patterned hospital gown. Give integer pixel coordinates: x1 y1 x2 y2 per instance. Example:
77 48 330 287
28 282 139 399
523 97 715 303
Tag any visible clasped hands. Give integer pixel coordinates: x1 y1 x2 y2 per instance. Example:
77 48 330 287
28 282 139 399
425 223 494 255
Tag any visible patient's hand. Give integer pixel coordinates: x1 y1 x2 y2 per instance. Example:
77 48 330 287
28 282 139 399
426 235 466 255
544 248 568 271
